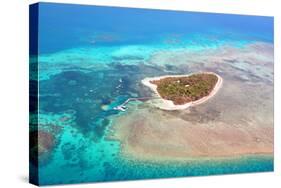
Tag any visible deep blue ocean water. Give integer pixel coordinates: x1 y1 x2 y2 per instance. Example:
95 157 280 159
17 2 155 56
38 3 273 54
30 2 273 185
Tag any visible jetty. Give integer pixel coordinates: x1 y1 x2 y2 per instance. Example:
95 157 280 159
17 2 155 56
113 97 160 111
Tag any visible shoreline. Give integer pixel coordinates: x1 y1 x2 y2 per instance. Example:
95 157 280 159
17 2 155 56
141 72 223 110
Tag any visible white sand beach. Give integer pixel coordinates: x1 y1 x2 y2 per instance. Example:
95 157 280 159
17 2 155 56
141 72 223 110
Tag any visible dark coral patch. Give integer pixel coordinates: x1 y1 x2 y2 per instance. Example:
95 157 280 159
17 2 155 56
30 129 59 166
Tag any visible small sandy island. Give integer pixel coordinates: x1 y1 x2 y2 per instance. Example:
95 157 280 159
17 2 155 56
141 72 223 110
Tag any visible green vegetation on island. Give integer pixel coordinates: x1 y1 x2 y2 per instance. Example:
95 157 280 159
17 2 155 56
151 73 218 105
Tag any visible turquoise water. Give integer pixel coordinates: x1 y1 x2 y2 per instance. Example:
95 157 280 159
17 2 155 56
29 2 274 185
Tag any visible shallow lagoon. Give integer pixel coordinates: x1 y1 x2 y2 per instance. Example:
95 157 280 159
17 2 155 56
31 3 274 185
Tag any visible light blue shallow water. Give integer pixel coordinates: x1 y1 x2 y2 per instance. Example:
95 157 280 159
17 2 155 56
29 2 274 185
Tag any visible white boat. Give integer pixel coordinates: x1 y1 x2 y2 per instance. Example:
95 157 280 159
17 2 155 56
113 105 126 111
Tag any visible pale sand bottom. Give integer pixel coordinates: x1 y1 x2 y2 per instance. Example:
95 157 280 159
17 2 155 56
109 109 273 162
108 76 273 162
